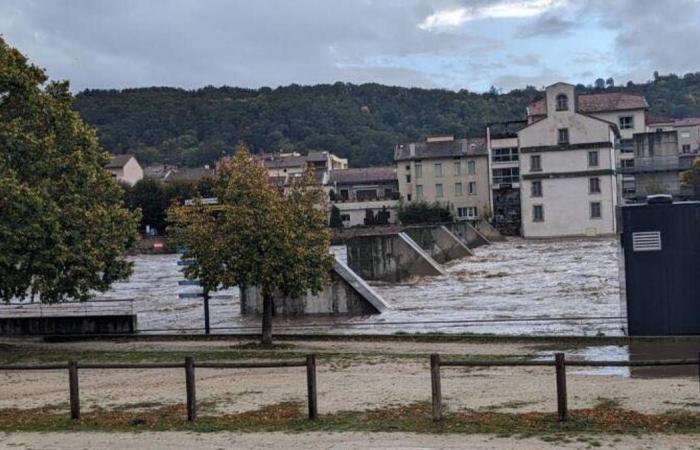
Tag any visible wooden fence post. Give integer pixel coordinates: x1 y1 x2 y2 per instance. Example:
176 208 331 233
306 354 318 420
555 353 568 422
185 356 196 422
430 354 442 421
68 360 80 420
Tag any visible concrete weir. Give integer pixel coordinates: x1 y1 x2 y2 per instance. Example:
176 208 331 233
446 221 491 248
347 232 446 282
405 225 473 264
240 258 390 316
472 219 506 242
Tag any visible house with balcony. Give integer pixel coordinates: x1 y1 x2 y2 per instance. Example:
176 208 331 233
327 166 399 227
621 130 699 201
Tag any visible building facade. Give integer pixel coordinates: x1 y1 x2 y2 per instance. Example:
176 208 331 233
106 154 143 186
518 82 620 238
395 136 491 221
328 166 400 227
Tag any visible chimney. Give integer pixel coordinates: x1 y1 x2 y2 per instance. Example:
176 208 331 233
409 143 416 157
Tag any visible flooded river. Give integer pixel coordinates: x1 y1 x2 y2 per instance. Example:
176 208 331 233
97 237 626 336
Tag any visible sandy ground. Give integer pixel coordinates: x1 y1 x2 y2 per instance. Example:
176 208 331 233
1 431 699 450
1 339 698 415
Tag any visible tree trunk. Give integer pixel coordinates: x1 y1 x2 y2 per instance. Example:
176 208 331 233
261 291 273 346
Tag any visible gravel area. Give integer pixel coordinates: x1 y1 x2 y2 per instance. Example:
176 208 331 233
1 431 698 450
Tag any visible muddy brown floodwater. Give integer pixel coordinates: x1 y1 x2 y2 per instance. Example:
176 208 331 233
86 237 626 336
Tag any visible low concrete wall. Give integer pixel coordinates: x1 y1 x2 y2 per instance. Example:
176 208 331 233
0 315 138 335
347 232 446 282
240 259 390 316
472 219 506 242
405 225 473 263
446 221 490 248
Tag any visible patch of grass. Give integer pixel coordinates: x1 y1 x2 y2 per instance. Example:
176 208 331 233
1 401 699 435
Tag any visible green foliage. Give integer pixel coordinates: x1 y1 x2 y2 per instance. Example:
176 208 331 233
399 201 453 224
167 145 334 343
328 205 343 228
681 156 700 198
0 38 140 303
123 177 215 234
70 72 700 168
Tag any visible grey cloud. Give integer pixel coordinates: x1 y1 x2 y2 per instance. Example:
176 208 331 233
517 14 576 38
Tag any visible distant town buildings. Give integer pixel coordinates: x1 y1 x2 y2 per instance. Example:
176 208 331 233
328 166 399 227
106 154 143 185
395 136 491 221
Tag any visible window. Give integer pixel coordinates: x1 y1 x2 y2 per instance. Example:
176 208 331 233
407 194 412 202
454 182 463 197
434 163 443 177
458 207 478 219
415 163 422 178
406 174 411 183
493 147 519 162
682 144 691 153
468 181 476 195
621 159 634 168
530 154 542 171
555 94 568 111
405 165 410 171
453 161 461 176
416 185 423 198
619 116 634 130
531 180 542 197
588 151 599 167
340 189 349 200
590 201 602 219
340 214 350 222
557 128 569 144
533 205 544 222
467 160 476 174
589 177 601 194
681 131 691 139
492 167 520 184
435 183 443 198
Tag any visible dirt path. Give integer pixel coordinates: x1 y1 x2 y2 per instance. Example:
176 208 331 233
1 431 698 450
0 338 698 415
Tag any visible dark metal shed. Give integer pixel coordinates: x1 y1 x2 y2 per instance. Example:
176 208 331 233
620 198 700 335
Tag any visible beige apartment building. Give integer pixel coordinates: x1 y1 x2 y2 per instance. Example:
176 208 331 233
519 82 620 238
395 136 491 221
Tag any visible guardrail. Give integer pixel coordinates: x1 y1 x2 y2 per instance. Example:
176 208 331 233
430 352 700 422
0 299 134 318
0 355 318 422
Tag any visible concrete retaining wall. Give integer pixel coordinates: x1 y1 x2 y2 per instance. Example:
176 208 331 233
405 225 473 263
347 232 446 282
0 315 138 335
446 221 490 248
240 259 390 316
472 219 506 242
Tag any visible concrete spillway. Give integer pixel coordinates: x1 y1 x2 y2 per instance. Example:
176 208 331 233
447 221 491 248
404 225 473 264
239 257 390 316
346 232 446 282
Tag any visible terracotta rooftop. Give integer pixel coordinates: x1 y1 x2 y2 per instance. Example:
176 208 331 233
394 137 487 161
528 91 649 116
329 167 397 185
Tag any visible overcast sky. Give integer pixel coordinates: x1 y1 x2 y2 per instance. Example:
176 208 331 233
2 0 699 93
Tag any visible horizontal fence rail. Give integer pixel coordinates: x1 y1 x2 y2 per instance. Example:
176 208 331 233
0 355 318 422
430 353 700 422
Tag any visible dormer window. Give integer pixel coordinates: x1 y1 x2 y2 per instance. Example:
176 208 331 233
555 94 568 111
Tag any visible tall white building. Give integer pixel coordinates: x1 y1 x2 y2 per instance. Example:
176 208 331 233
518 82 621 238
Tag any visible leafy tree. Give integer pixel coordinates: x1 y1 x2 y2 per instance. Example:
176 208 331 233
124 178 169 233
329 205 343 228
168 145 333 344
681 156 700 198
0 38 140 303
398 201 453 224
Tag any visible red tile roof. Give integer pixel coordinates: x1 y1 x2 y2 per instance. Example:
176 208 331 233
528 92 648 116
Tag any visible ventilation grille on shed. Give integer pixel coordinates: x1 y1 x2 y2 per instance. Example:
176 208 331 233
632 231 662 252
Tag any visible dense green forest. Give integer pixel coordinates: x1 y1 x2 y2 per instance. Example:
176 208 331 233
72 72 700 168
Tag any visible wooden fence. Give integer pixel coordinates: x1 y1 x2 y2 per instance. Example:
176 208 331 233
0 355 318 422
430 352 700 422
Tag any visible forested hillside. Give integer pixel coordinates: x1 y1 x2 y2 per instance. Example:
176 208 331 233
72 73 700 168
